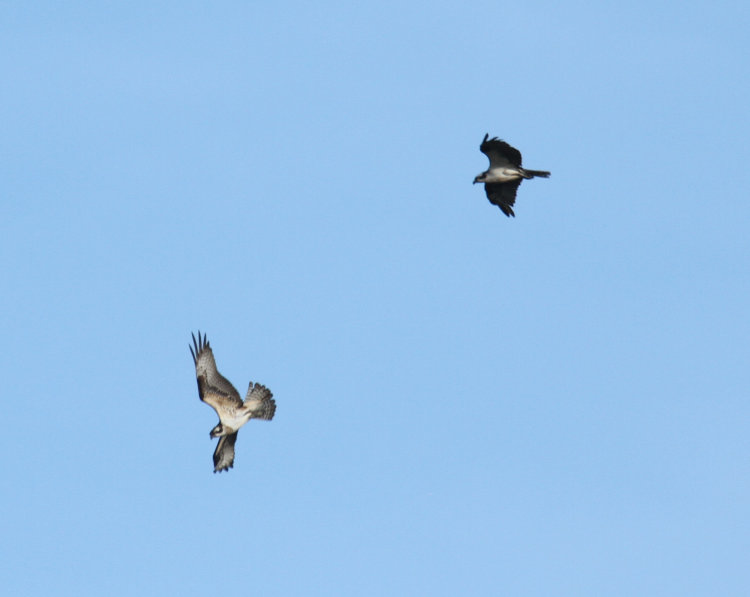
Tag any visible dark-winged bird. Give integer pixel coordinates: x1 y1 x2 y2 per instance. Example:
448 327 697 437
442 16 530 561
473 134 550 217
190 331 276 473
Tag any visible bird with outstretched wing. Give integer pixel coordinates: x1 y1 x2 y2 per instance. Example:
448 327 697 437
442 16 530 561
190 331 276 473
473 134 550 217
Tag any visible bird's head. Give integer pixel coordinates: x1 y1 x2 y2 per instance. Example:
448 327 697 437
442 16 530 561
473 173 485 184
210 423 224 438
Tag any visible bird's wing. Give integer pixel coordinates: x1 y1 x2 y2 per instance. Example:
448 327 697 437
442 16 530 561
480 134 523 168
485 180 522 217
243 382 277 420
213 432 238 473
190 331 243 414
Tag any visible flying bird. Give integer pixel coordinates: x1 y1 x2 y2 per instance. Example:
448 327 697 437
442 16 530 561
473 134 550 217
189 331 276 473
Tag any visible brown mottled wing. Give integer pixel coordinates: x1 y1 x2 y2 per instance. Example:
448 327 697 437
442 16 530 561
213 432 237 473
485 180 522 217
243 382 277 421
480 134 523 168
189 331 243 414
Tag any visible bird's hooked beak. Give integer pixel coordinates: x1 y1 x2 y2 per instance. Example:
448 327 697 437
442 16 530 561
473 176 481 184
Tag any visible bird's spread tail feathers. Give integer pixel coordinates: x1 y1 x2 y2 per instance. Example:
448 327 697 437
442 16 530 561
522 169 551 179
244 382 276 420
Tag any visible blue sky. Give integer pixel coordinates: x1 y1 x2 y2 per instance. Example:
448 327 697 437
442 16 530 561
2 1 749 595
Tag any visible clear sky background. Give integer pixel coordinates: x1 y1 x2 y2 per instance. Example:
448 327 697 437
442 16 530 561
2 1 749 595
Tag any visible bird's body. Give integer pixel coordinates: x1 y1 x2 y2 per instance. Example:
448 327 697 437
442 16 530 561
473 134 550 217
190 331 275 473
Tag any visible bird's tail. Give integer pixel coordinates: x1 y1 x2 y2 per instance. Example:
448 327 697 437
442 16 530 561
522 169 550 179
243 382 276 420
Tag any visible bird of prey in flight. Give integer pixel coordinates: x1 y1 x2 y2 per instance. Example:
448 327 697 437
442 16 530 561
189 331 276 473
473 134 550 217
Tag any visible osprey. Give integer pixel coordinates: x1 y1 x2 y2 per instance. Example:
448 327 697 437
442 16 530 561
189 331 276 473
473 134 550 217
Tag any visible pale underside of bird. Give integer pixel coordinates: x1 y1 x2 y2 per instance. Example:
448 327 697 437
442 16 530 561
473 134 550 217
190 331 276 473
